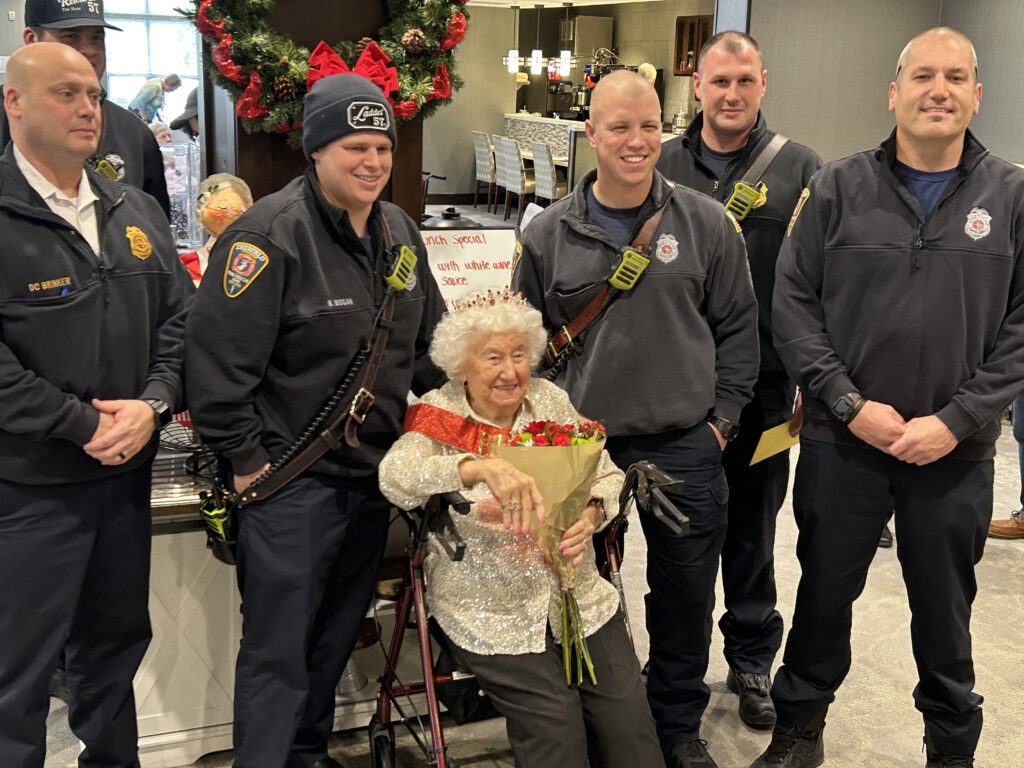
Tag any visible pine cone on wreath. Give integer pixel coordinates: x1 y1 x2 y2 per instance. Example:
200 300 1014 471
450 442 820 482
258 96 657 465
273 74 296 102
401 29 426 53
356 36 375 55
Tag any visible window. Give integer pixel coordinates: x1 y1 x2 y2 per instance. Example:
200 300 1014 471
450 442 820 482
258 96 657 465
105 3 200 126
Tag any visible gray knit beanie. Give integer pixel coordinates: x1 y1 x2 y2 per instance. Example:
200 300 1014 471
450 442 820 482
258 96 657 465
302 74 397 160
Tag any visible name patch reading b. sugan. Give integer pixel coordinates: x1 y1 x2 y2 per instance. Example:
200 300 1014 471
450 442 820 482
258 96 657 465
223 242 269 298
347 102 391 132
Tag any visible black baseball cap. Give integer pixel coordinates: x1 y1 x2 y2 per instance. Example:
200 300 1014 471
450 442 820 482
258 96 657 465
25 0 122 31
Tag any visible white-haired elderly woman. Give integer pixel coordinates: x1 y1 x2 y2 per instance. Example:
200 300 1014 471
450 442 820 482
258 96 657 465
379 291 665 768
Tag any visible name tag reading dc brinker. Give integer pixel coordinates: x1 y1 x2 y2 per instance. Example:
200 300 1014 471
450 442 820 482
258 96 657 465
347 102 390 131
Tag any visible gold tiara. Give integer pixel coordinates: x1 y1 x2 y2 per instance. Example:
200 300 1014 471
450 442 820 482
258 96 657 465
451 287 532 313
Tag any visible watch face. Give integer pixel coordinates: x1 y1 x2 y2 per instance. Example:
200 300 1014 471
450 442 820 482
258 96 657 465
833 398 851 417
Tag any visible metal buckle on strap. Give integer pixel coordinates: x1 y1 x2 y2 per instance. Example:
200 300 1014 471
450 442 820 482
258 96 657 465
547 326 572 360
348 388 376 424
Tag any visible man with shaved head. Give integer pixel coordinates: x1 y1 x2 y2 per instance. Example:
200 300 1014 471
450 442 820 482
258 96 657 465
513 69 759 768
0 43 190 768
755 28 1024 768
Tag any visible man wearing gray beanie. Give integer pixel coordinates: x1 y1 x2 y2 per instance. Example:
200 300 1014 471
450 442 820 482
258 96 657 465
185 73 445 768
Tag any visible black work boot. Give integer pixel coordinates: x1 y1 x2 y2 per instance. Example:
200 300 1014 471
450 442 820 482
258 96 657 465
727 668 777 729
748 716 825 768
663 739 720 768
923 734 974 767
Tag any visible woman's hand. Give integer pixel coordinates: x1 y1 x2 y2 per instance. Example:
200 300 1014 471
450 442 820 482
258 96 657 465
559 504 603 566
459 457 545 534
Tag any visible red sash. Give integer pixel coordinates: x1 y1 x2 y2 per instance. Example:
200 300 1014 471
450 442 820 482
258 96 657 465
403 403 510 456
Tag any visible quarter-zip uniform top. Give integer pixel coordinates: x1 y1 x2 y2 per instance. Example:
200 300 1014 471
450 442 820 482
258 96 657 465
512 168 760 435
774 129 1024 458
0 144 192 484
657 112 822 383
185 168 446 479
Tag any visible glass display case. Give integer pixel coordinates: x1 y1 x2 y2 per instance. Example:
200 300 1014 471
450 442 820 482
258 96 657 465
161 141 204 250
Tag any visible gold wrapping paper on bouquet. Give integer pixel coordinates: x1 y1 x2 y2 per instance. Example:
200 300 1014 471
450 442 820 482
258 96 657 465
494 439 604 589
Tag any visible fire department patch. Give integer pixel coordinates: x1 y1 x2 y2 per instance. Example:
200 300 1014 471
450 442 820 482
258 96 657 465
655 233 679 264
125 226 152 260
964 207 991 241
224 242 269 298
786 188 811 237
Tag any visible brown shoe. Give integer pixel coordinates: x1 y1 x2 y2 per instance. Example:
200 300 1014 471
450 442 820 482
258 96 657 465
988 510 1024 539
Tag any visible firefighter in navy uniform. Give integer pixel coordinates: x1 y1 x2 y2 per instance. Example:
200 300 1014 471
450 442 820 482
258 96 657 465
656 31 821 732
0 44 191 768
0 0 171 219
754 28 1024 768
185 74 445 768
513 70 759 768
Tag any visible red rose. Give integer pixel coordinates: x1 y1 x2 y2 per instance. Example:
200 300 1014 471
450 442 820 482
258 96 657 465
525 421 548 436
552 431 572 446
533 434 550 446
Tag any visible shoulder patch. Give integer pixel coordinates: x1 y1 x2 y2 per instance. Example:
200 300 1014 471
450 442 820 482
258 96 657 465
786 188 811 237
223 242 270 298
725 210 743 234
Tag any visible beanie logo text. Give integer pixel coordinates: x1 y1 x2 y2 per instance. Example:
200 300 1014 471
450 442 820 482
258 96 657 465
347 102 391 132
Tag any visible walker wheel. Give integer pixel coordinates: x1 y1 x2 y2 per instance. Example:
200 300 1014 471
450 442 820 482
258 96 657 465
368 715 396 768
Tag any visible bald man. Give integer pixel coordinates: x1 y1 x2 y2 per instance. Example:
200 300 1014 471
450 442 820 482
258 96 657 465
0 43 190 768
756 28 1024 768
513 70 759 768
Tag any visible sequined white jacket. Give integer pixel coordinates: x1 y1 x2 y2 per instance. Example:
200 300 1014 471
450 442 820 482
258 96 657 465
378 378 625 655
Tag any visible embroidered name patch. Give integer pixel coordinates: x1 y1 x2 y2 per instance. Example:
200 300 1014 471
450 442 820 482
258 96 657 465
125 226 152 260
786 188 811 237
223 242 269 298
964 207 991 241
347 102 391 132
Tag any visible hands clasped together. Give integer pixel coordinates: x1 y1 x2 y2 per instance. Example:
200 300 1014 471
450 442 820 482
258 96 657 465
848 401 957 466
459 457 603 566
83 399 158 466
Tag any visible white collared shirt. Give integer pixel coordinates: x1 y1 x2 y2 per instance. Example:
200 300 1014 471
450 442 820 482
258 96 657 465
14 145 101 255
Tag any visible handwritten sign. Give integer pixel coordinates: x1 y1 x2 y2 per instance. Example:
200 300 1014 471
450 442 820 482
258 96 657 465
422 229 519 309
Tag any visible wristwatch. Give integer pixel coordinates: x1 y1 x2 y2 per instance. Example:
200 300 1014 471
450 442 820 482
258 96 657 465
587 497 609 525
831 392 865 424
708 416 739 442
143 398 172 429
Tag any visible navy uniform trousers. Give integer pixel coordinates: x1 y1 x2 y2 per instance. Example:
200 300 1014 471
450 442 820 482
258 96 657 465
607 423 729 746
719 382 793 674
232 473 389 768
0 464 153 768
771 438 991 757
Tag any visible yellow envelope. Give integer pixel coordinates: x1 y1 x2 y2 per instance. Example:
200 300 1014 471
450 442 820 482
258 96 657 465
749 420 800 465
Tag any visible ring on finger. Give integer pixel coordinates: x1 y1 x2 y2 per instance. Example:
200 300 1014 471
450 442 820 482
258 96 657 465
507 500 518 511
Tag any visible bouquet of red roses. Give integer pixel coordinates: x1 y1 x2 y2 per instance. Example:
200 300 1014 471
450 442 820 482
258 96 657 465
495 419 607 685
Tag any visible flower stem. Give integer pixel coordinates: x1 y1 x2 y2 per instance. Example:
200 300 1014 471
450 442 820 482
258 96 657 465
561 589 571 685
567 589 598 685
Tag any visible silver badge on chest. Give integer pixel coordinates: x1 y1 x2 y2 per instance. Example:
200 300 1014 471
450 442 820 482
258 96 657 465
964 207 991 241
655 233 679 264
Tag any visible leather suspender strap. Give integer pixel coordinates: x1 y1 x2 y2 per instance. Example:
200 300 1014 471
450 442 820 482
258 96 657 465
236 291 397 507
543 187 674 368
741 132 790 185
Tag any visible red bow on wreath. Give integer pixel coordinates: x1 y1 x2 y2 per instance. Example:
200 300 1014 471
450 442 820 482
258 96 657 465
440 12 467 52
307 40 399 100
211 34 246 86
195 0 225 41
428 63 451 101
237 71 271 118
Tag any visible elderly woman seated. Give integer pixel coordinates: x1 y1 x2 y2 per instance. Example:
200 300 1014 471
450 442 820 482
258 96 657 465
379 291 664 768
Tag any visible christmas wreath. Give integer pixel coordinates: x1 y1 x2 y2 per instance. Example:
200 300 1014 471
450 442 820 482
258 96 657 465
184 0 468 146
